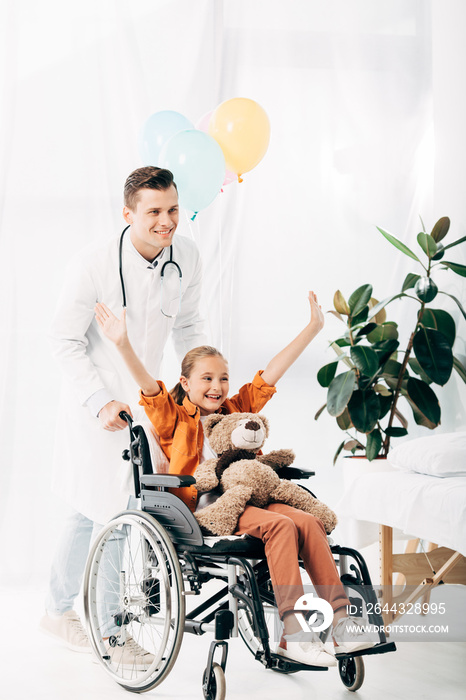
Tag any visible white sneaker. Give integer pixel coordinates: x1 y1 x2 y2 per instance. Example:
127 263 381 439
277 631 337 668
332 616 375 654
104 635 155 671
39 610 91 653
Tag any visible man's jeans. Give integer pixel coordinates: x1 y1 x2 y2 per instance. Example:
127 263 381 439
46 497 138 635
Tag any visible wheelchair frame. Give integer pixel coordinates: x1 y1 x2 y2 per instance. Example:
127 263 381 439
83 414 396 698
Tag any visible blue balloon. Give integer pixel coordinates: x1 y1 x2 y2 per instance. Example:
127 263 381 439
139 111 194 165
159 130 226 214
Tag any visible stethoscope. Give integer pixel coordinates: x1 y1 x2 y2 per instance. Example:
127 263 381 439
119 225 182 317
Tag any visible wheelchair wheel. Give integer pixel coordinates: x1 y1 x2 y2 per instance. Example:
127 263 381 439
338 656 365 691
83 510 185 693
202 662 226 700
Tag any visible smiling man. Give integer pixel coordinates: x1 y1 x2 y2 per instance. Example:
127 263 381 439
42 167 207 658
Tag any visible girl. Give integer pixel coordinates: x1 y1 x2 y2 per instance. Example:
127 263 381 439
95 292 373 668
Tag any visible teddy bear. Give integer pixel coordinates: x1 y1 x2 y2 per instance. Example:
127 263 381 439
194 412 337 537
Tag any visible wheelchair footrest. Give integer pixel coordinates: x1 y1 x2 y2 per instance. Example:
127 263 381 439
335 641 396 660
269 653 329 673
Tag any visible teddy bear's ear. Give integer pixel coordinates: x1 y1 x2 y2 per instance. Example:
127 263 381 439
257 414 270 438
203 413 225 436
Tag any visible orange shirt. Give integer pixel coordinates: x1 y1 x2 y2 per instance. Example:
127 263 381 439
139 371 276 511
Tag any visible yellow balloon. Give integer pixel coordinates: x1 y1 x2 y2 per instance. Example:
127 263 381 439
208 98 270 180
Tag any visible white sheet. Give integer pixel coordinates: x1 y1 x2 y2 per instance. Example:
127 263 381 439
335 470 466 556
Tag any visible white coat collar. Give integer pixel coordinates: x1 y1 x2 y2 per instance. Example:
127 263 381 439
122 228 170 270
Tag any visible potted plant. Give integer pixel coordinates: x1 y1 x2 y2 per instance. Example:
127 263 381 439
315 216 466 465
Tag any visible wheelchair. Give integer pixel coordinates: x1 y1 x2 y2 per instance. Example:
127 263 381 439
83 413 396 698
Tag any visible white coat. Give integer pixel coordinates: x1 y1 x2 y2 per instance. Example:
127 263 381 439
49 230 206 523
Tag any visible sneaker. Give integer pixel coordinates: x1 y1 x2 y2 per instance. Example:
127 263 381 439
39 610 91 653
104 635 155 671
332 616 375 654
276 631 337 668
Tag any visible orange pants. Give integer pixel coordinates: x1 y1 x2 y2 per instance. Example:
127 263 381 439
234 503 350 619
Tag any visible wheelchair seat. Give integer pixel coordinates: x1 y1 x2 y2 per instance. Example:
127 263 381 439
140 472 267 557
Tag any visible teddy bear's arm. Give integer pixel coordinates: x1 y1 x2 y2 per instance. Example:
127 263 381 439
256 449 295 470
194 458 220 493
270 481 338 534
195 485 253 536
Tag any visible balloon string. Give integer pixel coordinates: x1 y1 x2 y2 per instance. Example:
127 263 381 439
238 175 243 183
191 212 198 221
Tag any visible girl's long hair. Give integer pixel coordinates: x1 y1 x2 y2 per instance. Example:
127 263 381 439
169 346 227 405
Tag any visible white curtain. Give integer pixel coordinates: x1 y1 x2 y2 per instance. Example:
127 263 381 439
0 0 464 581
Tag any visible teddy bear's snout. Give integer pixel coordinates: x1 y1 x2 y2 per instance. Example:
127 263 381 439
230 419 265 449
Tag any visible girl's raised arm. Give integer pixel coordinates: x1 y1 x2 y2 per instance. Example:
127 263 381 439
94 302 161 397
261 291 324 387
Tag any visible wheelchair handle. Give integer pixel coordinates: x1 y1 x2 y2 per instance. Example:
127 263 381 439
119 410 133 429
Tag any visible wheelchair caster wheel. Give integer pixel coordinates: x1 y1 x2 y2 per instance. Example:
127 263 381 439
338 655 365 692
202 662 226 700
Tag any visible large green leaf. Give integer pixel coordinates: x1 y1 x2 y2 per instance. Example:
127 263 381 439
366 428 382 461
348 284 373 316
442 234 466 251
384 426 408 437
368 297 387 324
406 377 441 426
376 226 421 262
453 356 466 383
408 357 432 384
367 322 399 343
417 232 437 257
317 362 338 388
420 308 456 347
347 390 380 433
431 216 450 242
402 273 421 292
378 394 393 419
356 322 378 338
438 291 466 322
351 306 369 325
334 290 350 315
413 327 453 385
381 359 404 377
373 339 400 368
406 399 438 429
350 345 379 377
441 261 466 277
327 371 357 417
368 293 407 321
336 407 353 430
333 338 352 348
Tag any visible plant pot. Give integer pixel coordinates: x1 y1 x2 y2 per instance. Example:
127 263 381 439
342 455 395 489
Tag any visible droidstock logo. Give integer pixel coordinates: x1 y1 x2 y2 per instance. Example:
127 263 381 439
294 593 334 633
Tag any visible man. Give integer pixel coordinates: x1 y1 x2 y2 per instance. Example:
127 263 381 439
40 167 206 659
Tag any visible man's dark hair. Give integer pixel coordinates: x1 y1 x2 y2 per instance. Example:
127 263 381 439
124 167 177 210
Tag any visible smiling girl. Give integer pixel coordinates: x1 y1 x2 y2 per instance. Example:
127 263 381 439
94 292 373 667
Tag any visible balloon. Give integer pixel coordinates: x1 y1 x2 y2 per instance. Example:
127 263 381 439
159 129 225 215
139 110 194 165
196 110 237 187
195 110 213 133
208 98 270 180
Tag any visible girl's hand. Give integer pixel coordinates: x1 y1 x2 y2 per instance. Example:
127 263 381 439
308 291 325 332
95 302 128 346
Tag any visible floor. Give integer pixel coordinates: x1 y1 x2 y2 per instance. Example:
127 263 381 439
3 583 465 700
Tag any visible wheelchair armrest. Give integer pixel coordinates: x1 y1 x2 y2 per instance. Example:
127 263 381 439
140 474 196 489
279 466 315 480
